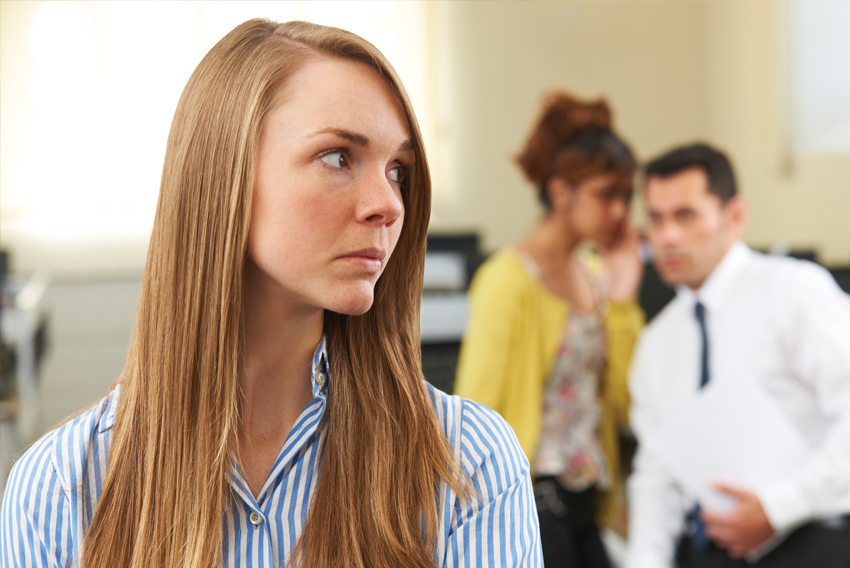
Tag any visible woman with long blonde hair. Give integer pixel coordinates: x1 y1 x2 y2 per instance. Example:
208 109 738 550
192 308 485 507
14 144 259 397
1 20 541 567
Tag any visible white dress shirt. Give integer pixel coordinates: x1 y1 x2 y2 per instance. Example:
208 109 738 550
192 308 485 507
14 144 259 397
626 242 850 568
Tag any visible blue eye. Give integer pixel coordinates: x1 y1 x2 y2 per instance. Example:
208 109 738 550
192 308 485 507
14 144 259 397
320 151 348 169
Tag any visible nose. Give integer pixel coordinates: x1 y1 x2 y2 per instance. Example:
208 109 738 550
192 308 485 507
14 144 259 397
355 169 404 228
610 198 627 223
652 219 682 248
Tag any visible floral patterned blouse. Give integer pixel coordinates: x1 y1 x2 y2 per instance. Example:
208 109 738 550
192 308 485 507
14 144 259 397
525 253 610 492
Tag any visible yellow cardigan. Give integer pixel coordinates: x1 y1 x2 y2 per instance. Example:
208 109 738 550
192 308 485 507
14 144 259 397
454 247 644 528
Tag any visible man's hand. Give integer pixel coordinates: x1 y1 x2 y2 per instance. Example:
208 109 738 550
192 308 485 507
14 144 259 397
702 483 776 558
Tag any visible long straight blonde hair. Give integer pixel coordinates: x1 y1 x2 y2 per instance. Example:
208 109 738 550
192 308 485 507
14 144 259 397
81 19 467 568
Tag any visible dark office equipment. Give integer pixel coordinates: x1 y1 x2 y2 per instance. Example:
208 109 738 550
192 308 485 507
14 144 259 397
0 250 8 291
420 294 467 394
426 233 487 290
639 261 676 324
419 233 484 394
788 249 817 263
830 267 850 295
421 341 461 395
0 250 10 400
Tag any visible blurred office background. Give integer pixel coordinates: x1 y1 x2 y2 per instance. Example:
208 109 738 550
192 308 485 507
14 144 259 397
1 0 849 525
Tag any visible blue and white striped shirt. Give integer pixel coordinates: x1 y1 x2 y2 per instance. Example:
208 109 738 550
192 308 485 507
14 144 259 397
1 339 542 567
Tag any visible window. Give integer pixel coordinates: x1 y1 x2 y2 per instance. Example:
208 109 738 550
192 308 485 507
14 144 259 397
791 1 850 153
0 1 432 272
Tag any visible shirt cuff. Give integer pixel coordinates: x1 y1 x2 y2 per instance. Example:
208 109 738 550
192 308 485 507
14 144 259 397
758 480 814 532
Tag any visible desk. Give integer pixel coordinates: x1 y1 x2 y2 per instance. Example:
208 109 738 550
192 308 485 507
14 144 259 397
0 272 50 451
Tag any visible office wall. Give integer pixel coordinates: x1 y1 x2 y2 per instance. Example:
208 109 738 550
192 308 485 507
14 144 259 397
428 1 850 265
702 2 850 265
3 2 848 273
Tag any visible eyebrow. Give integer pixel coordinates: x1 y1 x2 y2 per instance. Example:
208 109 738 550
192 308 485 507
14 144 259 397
311 128 369 146
309 128 414 153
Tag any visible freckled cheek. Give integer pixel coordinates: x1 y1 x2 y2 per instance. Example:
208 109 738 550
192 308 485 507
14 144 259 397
249 197 317 260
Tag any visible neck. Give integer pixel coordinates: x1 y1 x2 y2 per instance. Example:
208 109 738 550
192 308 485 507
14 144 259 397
240 262 323 445
520 212 582 265
686 239 739 291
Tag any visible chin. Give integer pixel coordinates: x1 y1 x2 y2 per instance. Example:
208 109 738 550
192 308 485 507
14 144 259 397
655 266 683 287
326 285 376 316
337 302 374 316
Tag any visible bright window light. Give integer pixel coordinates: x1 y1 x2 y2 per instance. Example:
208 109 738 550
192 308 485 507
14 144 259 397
792 1 850 153
1 1 431 273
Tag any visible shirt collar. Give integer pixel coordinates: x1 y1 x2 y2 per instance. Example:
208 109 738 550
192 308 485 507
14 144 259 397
227 337 330 507
676 241 753 313
310 335 330 398
99 384 121 432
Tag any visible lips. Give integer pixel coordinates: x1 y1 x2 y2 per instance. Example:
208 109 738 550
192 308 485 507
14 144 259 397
659 254 685 270
345 247 384 260
338 247 386 272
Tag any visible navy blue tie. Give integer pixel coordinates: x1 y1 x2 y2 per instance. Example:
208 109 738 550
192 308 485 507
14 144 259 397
690 300 710 548
695 301 709 389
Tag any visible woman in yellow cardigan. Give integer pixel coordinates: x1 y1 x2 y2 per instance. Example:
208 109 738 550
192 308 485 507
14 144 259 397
455 92 644 568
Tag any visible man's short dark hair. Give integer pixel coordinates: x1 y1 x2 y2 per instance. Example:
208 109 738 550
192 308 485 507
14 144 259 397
644 143 737 203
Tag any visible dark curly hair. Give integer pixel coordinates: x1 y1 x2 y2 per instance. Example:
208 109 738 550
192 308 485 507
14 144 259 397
516 92 636 208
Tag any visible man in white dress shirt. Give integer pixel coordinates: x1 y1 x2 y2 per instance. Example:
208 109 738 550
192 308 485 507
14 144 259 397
626 143 850 567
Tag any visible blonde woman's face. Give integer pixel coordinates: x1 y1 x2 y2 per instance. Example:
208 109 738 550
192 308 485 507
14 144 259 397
248 58 411 316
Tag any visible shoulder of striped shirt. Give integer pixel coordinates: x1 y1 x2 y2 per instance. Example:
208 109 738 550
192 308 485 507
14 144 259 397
15 384 530 510
12 390 118 498
423 381 531 481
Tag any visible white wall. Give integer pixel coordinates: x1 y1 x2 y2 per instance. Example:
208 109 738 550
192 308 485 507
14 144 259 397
2 1 848 273
429 1 850 265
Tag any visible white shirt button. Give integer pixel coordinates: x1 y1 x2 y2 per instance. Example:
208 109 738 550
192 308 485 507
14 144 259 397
249 511 263 526
316 372 326 386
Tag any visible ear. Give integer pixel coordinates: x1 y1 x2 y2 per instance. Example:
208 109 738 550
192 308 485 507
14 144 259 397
546 177 573 211
724 195 749 239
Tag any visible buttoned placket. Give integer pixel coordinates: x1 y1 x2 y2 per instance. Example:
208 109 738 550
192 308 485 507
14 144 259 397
249 510 264 526
227 343 330 566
